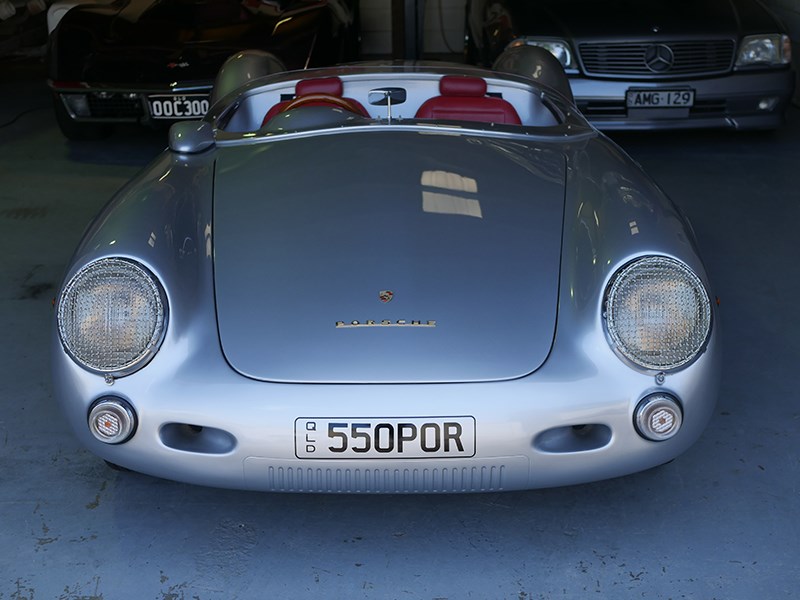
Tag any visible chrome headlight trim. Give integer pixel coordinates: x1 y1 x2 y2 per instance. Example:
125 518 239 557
506 37 577 71
604 256 712 372
57 258 168 376
736 34 792 67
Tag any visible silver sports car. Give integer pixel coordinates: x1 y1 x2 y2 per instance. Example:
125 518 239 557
52 48 720 493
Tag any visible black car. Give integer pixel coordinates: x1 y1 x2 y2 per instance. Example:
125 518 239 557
466 0 795 130
47 0 358 139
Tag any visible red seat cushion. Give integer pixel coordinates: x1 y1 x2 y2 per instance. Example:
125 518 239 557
439 75 487 97
415 75 521 125
295 77 344 96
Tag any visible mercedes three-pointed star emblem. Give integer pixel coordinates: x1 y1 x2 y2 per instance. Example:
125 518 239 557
644 44 674 73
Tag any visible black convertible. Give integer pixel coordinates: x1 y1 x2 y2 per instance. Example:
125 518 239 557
466 0 795 130
47 0 358 139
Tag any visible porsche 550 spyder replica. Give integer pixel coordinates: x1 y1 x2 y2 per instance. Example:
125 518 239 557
52 48 720 493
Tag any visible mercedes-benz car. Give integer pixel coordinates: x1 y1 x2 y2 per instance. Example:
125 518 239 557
51 49 720 493
466 0 795 130
46 0 358 139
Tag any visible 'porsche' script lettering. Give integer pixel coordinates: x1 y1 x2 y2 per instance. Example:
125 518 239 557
335 320 436 328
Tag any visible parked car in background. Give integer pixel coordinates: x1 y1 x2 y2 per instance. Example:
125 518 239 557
46 0 358 139
466 0 795 130
51 49 720 493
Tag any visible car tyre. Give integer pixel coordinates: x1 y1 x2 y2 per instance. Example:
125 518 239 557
52 93 112 140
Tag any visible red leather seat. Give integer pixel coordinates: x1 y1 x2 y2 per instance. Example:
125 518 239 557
415 76 521 125
261 77 369 127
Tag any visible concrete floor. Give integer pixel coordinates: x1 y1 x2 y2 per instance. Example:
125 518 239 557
1 56 798 600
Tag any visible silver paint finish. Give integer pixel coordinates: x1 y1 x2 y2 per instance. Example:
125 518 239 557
210 50 287 106
168 121 215 154
213 131 566 383
51 65 720 492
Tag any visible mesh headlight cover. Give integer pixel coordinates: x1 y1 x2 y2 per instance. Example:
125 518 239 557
58 258 166 374
605 256 711 371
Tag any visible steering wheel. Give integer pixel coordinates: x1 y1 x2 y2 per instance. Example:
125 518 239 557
278 93 368 117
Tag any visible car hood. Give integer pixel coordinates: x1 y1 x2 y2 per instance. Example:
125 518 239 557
212 130 566 383
519 0 774 39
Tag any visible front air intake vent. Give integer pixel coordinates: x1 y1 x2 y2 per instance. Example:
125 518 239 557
243 457 531 493
265 466 506 493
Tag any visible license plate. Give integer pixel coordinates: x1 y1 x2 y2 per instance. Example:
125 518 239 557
148 94 210 119
626 89 695 108
295 417 476 459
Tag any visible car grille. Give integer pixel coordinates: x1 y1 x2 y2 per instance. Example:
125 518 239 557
579 40 735 78
244 460 521 493
87 93 145 118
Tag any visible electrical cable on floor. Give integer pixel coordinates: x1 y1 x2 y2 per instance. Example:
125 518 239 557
0 106 48 129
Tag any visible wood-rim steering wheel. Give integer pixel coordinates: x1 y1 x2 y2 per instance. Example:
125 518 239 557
278 93 367 116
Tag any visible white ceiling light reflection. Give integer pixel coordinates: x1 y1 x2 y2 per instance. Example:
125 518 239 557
420 170 482 219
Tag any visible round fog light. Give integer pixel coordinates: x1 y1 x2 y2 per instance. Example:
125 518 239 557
758 97 779 111
634 394 682 441
88 398 136 444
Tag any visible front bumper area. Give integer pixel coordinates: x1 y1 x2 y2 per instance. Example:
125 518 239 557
50 81 213 124
571 68 795 130
52 331 721 493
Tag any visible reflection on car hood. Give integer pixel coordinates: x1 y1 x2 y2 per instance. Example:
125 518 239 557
518 0 777 39
213 130 567 383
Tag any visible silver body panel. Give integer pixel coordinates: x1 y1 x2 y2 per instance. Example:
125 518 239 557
51 63 720 492
214 132 564 383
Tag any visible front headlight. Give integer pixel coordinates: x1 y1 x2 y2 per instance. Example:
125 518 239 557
57 258 167 375
507 37 577 71
605 256 711 371
736 34 791 66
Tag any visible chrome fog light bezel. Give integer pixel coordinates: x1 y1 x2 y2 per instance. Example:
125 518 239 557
604 255 712 372
62 93 91 118
88 397 137 444
57 257 168 377
634 393 683 442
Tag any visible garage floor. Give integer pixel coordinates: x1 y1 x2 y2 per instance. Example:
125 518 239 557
1 56 798 600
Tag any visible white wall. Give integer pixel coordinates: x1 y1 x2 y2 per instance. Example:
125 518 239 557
359 0 466 56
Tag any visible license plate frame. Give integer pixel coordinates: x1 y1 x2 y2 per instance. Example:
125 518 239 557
147 94 210 120
626 89 695 109
295 417 477 460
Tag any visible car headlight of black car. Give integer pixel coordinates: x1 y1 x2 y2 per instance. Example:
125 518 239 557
57 258 167 376
506 37 578 72
604 256 711 372
736 34 792 67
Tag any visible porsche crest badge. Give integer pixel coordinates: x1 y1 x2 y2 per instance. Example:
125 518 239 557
379 290 394 303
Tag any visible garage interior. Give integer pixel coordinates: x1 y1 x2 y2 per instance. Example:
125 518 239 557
1 0 799 598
